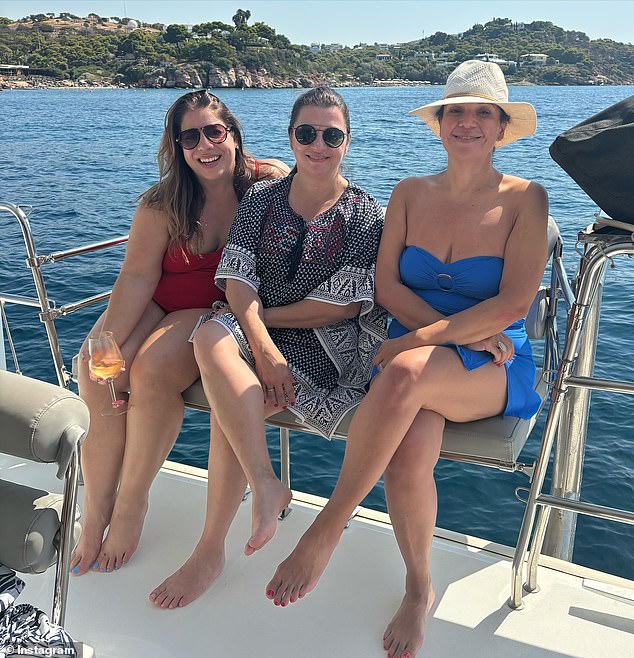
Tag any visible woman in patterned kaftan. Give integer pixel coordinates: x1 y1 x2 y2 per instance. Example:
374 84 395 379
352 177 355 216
149 86 387 609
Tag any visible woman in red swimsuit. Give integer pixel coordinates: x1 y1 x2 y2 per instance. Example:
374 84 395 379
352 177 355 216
71 90 289 575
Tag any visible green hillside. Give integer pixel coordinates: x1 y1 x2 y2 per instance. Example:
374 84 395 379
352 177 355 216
1 11 632 86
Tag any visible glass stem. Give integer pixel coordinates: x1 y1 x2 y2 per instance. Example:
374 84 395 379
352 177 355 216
107 378 118 407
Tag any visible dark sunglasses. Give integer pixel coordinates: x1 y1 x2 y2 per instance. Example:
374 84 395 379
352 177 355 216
176 124 232 150
294 124 347 148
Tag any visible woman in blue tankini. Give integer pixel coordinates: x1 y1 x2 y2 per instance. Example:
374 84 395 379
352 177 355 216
267 61 549 658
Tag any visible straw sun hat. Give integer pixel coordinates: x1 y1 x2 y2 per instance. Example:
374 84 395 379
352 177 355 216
409 60 537 147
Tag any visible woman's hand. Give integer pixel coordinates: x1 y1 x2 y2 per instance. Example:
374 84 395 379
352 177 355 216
255 345 296 407
374 335 412 372
463 333 514 366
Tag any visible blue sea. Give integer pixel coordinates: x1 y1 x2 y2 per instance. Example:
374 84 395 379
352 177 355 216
1 85 633 581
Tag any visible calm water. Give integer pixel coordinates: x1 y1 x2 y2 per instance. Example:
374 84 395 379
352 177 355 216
1 85 633 580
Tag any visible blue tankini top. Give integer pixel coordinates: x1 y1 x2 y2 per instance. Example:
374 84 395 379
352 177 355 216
388 246 541 419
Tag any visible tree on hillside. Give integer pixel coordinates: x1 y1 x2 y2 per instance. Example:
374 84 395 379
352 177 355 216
192 21 233 38
164 24 190 53
232 9 251 29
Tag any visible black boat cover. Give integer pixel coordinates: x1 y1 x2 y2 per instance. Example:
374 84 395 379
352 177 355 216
549 95 634 224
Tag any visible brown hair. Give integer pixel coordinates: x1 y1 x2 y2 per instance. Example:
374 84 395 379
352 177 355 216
287 86 350 175
139 90 255 253
288 85 351 133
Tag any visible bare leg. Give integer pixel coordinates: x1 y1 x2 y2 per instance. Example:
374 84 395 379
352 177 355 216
95 309 206 572
193 321 291 556
70 303 164 575
149 413 247 608
266 345 507 605
382 410 444 658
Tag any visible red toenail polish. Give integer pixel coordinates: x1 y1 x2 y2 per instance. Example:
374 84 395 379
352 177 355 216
281 601 287 607
267 589 274 597
274 601 280 606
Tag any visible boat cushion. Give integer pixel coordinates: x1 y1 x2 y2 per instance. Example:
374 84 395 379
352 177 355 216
0 370 89 470
0 482 80 574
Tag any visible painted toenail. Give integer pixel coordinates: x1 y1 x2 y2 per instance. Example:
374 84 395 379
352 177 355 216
71 567 79 574
281 601 287 607
266 589 274 597
91 562 98 569
114 566 119 570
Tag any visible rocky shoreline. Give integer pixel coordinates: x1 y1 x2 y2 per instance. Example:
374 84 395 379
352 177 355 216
0 63 438 91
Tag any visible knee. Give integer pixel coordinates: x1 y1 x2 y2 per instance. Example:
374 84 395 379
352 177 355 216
192 322 227 371
128 348 160 386
381 348 433 396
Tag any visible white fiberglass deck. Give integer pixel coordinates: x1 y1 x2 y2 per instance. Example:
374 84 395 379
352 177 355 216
2 455 633 658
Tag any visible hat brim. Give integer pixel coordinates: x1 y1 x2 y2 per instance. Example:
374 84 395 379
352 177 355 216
408 95 537 147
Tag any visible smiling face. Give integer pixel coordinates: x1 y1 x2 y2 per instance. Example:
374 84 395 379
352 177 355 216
438 103 507 155
178 107 237 185
290 105 350 179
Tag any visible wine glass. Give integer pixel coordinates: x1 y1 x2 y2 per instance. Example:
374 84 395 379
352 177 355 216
88 331 127 416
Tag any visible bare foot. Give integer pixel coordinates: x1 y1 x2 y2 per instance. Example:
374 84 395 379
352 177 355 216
265 516 344 606
149 542 225 609
94 497 149 572
69 501 112 576
244 478 292 556
382 583 436 658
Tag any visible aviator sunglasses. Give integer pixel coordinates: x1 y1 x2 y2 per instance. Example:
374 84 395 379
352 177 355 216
294 124 347 148
176 124 232 150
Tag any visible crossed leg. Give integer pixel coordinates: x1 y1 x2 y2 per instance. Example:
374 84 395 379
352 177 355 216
149 320 291 607
149 412 248 608
266 344 507 634
382 409 444 658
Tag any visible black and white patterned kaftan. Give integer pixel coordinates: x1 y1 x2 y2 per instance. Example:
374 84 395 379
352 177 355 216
207 175 387 438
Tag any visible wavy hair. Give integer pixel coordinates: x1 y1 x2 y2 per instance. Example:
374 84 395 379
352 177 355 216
140 90 255 254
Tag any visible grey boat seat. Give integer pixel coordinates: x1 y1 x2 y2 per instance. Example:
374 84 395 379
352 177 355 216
180 216 562 475
181 370 547 468
0 370 89 625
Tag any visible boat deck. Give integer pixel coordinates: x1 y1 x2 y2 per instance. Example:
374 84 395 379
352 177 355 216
2 455 633 657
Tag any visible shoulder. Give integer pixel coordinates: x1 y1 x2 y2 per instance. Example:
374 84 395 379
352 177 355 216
344 183 384 232
254 158 291 180
240 175 290 206
391 174 438 200
346 182 382 212
502 174 548 200
134 202 169 227
502 174 549 216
